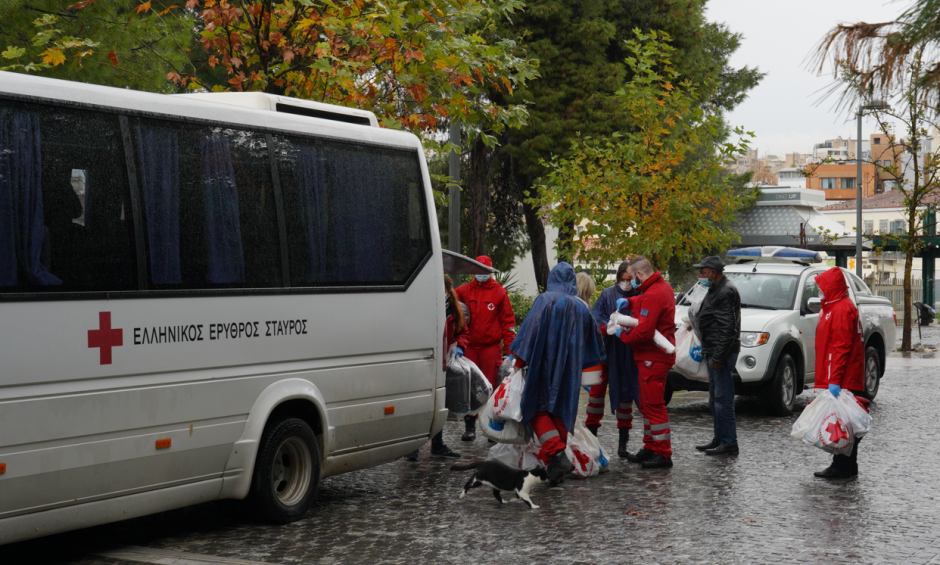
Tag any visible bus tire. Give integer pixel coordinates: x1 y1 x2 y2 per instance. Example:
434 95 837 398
249 417 320 524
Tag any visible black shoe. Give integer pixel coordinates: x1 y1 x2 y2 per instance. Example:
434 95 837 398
618 428 630 458
430 446 462 459
461 416 476 442
403 450 419 462
813 464 853 479
704 444 739 456
587 424 599 437
547 452 574 485
626 448 655 463
641 455 673 469
695 439 720 452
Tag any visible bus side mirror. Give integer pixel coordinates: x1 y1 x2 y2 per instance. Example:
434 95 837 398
806 297 822 314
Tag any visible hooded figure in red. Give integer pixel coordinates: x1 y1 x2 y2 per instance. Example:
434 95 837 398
812 267 868 479
455 255 516 441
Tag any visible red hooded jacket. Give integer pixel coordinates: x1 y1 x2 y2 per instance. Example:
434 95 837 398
619 271 677 365
455 277 516 351
813 267 865 391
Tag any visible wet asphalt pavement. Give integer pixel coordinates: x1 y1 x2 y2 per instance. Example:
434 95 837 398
4 328 940 565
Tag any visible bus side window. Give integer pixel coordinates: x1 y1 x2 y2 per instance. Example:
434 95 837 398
132 120 280 289
275 136 431 287
0 101 137 293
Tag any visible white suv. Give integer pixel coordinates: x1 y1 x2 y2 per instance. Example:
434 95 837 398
669 251 897 415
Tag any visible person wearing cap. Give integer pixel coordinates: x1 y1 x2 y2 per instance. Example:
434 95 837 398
692 256 742 456
455 255 517 441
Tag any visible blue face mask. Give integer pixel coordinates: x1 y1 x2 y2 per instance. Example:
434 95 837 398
699 277 712 288
475 275 490 283
631 279 641 290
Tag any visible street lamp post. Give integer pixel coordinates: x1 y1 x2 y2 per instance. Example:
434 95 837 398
856 101 889 278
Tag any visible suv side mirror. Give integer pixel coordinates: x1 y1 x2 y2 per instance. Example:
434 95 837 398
806 297 822 314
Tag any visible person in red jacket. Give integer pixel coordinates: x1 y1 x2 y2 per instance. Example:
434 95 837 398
615 256 677 469
405 275 467 461
455 255 516 441
812 267 869 479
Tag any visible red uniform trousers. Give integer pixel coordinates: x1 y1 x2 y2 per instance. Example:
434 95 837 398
637 361 672 458
464 344 504 388
585 364 635 430
531 411 568 464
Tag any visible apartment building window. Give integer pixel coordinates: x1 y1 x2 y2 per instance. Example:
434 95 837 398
890 220 906 234
841 178 855 189
883 159 892 167
880 219 889 233
874 138 881 145
864 220 874 234
821 178 837 189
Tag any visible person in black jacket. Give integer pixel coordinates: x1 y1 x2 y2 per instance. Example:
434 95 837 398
692 256 742 456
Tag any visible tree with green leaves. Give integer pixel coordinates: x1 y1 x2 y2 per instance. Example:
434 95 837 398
477 0 762 289
534 30 756 277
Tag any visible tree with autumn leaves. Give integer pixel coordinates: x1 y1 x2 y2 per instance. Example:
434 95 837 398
0 0 536 149
534 31 757 274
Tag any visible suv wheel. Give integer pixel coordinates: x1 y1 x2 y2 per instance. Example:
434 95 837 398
249 417 320 524
764 353 797 416
860 346 881 401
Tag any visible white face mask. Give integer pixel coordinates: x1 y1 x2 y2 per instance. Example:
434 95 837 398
818 291 825 300
618 281 628 291
475 274 490 283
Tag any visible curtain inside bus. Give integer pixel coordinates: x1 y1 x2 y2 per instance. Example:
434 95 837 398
200 133 244 284
0 110 61 287
296 145 327 281
135 125 182 285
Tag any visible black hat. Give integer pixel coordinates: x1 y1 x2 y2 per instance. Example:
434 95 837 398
693 256 725 271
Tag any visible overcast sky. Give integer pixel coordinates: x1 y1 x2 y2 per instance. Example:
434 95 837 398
707 0 909 158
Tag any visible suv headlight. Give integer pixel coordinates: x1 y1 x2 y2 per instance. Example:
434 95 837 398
741 332 770 347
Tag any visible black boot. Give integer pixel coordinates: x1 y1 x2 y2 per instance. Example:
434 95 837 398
695 439 720 452
850 436 862 477
641 454 673 469
618 428 630 458
586 424 599 437
626 448 655 464
461 416 476 442
814 453 853 479
547 452 574 486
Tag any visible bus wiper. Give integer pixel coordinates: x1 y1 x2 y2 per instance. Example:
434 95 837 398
741 303 777 310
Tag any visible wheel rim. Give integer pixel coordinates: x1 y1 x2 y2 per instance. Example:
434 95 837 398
866 355 879 392
781 364 795 407
271 437 313 507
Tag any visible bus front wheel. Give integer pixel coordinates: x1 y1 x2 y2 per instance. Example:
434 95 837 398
249 417 320 524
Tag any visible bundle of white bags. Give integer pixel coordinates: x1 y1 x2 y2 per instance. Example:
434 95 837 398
673 283 710 381
485 419 609 477
790 389 872 455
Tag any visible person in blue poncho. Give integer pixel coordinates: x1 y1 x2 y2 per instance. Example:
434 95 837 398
583 260 642 458
510 262 605 485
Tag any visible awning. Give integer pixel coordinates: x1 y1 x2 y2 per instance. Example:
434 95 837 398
732 205 870 251
441 249 497 275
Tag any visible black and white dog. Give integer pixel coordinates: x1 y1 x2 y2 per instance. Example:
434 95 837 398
450 461 547 509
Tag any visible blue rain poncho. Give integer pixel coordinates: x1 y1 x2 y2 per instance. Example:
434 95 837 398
592 284 641 411
513 262 605 432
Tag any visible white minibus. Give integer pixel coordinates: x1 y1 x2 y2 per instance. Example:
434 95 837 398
0 71 448 544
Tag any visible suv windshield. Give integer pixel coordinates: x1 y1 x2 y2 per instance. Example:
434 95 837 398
679 273 799 310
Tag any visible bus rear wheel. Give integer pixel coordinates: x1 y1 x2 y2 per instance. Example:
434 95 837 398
249 417 320 524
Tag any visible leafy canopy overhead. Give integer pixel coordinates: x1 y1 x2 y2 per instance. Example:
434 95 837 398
534 30 755 271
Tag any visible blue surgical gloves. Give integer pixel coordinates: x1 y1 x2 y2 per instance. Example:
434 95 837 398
456 347 464 357
828 384 841 398
614 327 624 338
506 354 514 362
616 297 631 310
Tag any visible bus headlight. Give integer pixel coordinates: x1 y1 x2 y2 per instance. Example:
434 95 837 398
741 332 770 347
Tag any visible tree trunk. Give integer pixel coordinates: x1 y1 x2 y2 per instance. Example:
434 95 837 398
522 198 549 292
902 244 913 351
467 136 490 258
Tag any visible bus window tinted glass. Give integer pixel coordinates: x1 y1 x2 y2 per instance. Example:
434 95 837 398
132 119 280 289
277 136 430 286
0 100 136 292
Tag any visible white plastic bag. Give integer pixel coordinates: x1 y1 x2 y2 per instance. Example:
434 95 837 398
687 283 709 339
486 442 543 470
496 356 514 388
565 419 603 478
673 329 709 381
791 390 872 455
478 391 529 444
491 368 525 421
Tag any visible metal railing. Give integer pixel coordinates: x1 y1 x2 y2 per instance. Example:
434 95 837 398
870 279 923 312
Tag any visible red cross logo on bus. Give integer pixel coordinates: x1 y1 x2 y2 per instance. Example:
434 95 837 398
88 312 123 365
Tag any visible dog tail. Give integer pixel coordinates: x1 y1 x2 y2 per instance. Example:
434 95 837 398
449 462 481 471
